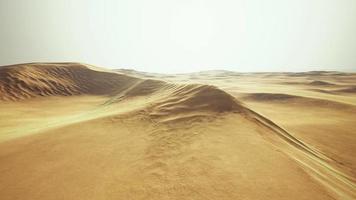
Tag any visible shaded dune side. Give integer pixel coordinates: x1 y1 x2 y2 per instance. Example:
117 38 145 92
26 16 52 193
309 80 337 86
283 80 338 86
0 63 138 101
334 86 356 94
242 93 299 101
308 86 356 95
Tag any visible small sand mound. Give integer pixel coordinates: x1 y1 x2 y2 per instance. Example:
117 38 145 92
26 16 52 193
309 80 336 86
0 63 138 101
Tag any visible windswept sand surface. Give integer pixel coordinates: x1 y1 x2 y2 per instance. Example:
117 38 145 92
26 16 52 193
0 64 355 200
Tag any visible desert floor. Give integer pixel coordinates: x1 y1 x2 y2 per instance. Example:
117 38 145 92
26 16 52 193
0 63 355 200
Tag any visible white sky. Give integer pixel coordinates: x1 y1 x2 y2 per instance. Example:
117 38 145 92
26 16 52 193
0 0 356 73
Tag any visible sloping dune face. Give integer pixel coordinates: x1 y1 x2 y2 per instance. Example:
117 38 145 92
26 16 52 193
0 63 355 200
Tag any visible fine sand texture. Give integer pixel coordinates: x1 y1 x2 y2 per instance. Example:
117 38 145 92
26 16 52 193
1 63 356 200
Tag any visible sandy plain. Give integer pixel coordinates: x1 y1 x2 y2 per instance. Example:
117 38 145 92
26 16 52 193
0 63 355 200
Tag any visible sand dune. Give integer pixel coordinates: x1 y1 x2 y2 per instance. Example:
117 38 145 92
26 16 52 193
0 63 138 100
0 63 355 200
309 80 337 86
241 92 356 111
334 86 356 94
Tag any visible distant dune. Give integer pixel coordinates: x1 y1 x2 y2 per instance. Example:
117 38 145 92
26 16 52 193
0 63 139 100
334 86 356 94
0 63 355 200
241 92 356 111
308 80 336 86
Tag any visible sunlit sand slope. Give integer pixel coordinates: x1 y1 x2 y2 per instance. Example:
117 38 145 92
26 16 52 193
0 63 355 200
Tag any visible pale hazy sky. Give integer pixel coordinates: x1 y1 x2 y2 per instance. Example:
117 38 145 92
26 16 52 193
0 0 355 73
